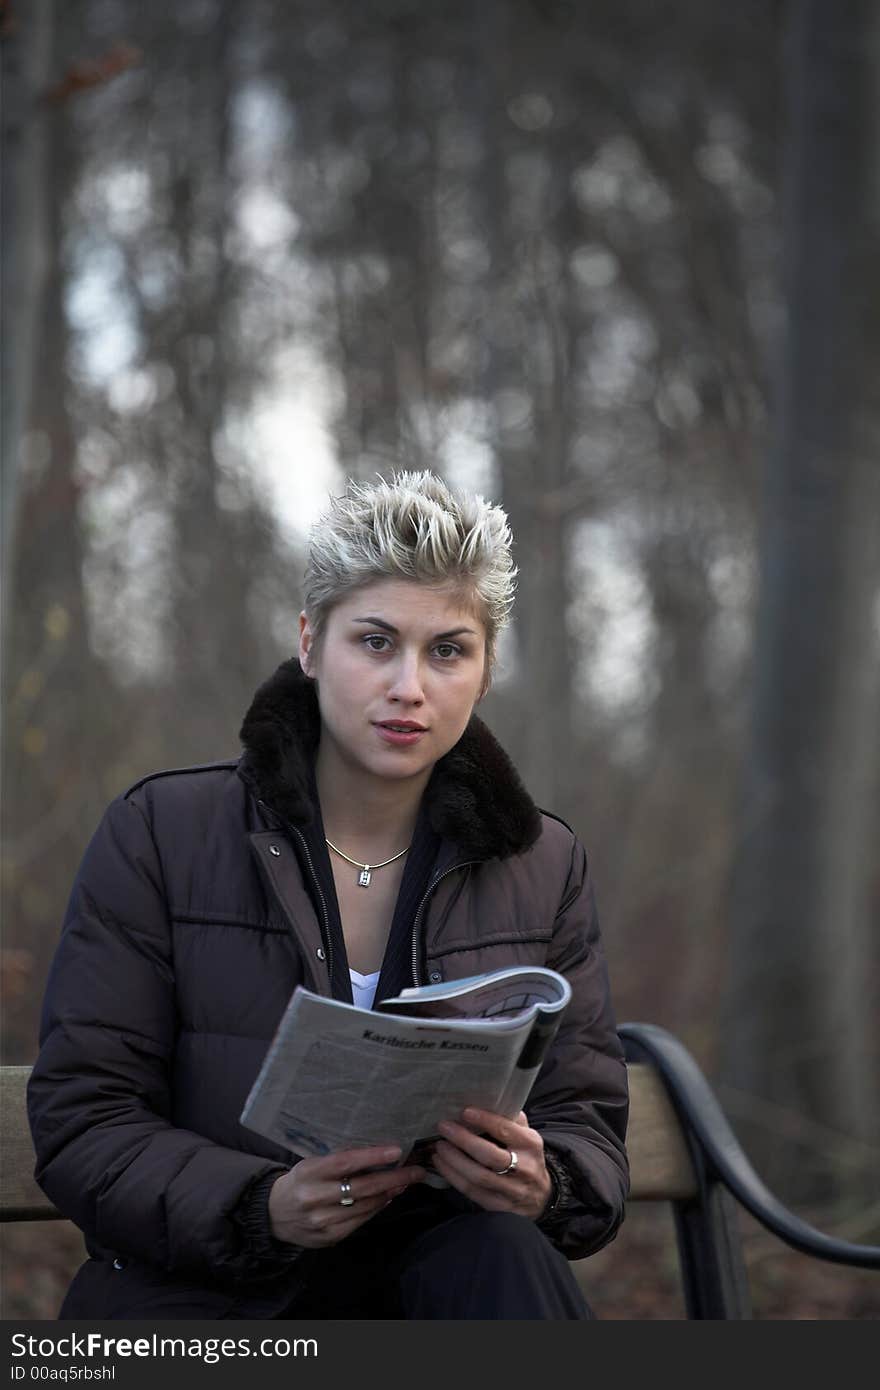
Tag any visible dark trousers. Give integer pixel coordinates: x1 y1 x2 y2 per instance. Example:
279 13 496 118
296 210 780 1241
276 1186 593 1320
61 1189 594 1320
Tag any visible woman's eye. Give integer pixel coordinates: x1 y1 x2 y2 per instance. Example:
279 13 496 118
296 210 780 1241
433 643 460 659
364 635 391 652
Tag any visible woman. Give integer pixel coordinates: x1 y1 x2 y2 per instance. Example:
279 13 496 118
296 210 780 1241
28 471 629 1319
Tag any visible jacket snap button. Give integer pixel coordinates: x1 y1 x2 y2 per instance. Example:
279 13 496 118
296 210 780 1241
316 947 326 961
429 971 442 983
113 1258 126 1271
268 844 281 857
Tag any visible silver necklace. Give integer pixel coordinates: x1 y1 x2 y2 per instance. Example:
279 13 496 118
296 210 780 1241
325 837 411 888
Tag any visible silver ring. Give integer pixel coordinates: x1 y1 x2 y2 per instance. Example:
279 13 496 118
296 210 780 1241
339 1179 355 1207
494 1148 518 1176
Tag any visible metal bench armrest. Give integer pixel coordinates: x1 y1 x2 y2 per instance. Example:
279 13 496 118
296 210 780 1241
619 1023 880 1271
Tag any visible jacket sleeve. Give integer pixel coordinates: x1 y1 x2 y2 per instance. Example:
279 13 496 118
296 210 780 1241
527 832 630 1259
26 792 299 1285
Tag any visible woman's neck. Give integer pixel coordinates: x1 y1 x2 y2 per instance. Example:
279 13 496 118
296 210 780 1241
314 747 429 856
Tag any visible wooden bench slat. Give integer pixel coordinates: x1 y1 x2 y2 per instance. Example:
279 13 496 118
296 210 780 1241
1 1063 695 1221
1 1066 60 1219
625 1063 697 1201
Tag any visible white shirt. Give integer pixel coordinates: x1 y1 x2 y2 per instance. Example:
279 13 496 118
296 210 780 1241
349 968 381 1012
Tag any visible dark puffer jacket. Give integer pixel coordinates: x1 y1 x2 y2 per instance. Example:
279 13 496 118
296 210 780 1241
27 661 629 1318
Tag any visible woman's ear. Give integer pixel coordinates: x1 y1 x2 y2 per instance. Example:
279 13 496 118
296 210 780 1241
298 611 315 678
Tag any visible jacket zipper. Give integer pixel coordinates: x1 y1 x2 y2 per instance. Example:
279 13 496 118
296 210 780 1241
256 799 334 987
259 795 477 994
290 825 334 988
410 861 478 987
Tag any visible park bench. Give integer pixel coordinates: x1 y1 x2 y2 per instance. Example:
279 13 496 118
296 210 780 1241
2 1024 878 1318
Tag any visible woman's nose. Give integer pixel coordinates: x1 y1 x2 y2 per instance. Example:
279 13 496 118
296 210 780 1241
387 654 425 703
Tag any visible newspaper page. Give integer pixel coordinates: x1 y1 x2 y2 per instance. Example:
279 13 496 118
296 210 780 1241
240 971 569 1161
380 965 571 1024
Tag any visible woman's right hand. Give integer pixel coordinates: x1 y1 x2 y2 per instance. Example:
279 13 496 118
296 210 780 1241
267 1145 426 1248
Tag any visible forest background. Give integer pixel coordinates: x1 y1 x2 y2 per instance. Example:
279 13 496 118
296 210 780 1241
2 0 878 1319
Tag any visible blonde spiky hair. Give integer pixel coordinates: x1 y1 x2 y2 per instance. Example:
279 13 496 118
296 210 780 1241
303 471 516 666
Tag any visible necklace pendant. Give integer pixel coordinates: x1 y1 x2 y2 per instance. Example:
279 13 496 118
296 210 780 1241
358 866 372 888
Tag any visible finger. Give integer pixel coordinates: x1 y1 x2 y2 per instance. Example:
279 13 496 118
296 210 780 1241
433 1141 545 1219
319 1179 416 1238
312 1145 403 1178
304 1200 389 1245
322 1191 394 1230
308 1179 408 1231
432 1142 518 1208
436 1119 511 1172
459 1107 530 1147
433 1140 493 1186
435 1134 528 1188
321 1164 425 1206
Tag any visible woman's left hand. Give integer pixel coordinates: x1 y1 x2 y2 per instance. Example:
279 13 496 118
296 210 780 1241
431 1108 552 1220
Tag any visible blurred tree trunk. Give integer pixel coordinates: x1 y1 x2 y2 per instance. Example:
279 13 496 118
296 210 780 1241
1 6 101 1061
1 0 53 640
159 0 277 751
476 0 578 813
720 0 880 1206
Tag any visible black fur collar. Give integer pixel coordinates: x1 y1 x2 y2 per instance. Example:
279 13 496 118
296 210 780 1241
238 658 542 861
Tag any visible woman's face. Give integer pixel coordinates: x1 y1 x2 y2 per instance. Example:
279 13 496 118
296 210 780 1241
299 577 488 788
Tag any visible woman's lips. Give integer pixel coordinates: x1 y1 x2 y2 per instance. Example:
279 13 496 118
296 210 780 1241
373 722 427 747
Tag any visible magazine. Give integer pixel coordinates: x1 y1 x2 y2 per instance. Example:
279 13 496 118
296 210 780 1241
239 965 571 1172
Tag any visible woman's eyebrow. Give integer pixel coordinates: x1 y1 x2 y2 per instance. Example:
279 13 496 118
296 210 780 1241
352 616 398 633
351 617 478 639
